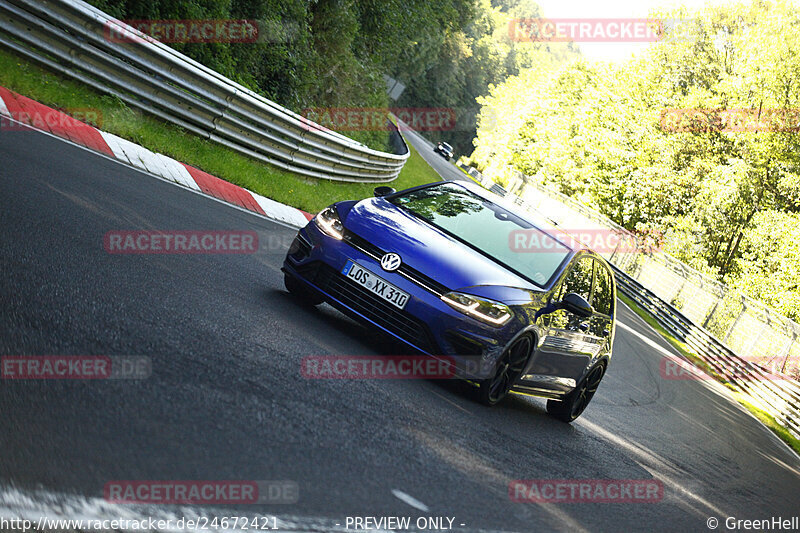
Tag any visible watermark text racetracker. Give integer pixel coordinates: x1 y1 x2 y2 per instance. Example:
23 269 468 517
105 19 259 43
302 356 456 379
104 230 258 254
660 353 798 382
660 108 800 133
510 479 664 503
301 107 458 132
302 355 508 380
509 228 664 254
104 480 298 504
0 107 103 130
1 356 151 379
508 18 696 42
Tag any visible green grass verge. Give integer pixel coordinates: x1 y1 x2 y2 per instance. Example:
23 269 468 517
618 293 800 456
730 392 800 455
0 48 439 214
618 293 722 382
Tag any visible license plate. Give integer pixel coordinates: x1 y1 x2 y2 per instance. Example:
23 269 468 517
341 260 410 309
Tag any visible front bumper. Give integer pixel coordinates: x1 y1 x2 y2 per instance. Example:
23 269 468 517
283 222 521 378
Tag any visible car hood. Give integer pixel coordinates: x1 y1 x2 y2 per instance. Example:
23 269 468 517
341 197 538 295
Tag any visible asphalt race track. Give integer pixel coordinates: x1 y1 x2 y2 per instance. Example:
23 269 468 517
397 123 469 183
1 125 799 532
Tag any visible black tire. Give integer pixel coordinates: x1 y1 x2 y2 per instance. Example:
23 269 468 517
546 362 606 423
478 335 533 406
284 273 323 306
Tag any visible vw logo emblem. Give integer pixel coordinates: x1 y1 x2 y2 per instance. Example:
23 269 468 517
380 252 402 272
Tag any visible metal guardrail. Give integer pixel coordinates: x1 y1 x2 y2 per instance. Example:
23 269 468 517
0 0 409 182
613 266 800 440
465 165 800 440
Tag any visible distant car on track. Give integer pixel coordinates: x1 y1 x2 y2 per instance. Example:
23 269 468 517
434 141 454 160
283 181 616 421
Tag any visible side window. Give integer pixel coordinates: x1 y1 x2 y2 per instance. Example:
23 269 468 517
549 257 594 329
560 257 593 302
592 261 614 316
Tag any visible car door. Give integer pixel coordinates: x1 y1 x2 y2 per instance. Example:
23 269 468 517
587 259 615 361
517 255 603 394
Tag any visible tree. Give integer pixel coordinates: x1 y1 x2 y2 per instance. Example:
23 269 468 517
469 0 800 319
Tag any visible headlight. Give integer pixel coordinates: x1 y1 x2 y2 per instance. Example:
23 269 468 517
314 206 344 240
441 291 512 327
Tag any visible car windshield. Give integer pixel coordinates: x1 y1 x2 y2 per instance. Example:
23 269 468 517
391 183 571 287
441 143 452 150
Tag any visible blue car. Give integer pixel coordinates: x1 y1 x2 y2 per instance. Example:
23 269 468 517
282 180 616 421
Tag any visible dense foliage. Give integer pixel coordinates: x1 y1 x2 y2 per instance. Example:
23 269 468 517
88 0 574 154
392 0 577 154
469 1 800 320
85 1 797 320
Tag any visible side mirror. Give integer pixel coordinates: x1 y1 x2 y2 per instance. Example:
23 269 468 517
559 293 593 318
374 186 396 198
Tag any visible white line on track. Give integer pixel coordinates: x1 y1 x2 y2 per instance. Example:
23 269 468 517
390 489 430 512
427 388 473 415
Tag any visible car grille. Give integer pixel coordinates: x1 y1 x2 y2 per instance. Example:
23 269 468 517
342 231 384 258
313 263 438 354
294 261 321 279
287 233 312 261
342 231 450 296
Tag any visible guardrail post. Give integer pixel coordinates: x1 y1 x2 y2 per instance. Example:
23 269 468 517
723 298 748 344
781 333 798 374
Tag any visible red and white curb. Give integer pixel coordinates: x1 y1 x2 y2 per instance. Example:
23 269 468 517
0 85 313 229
